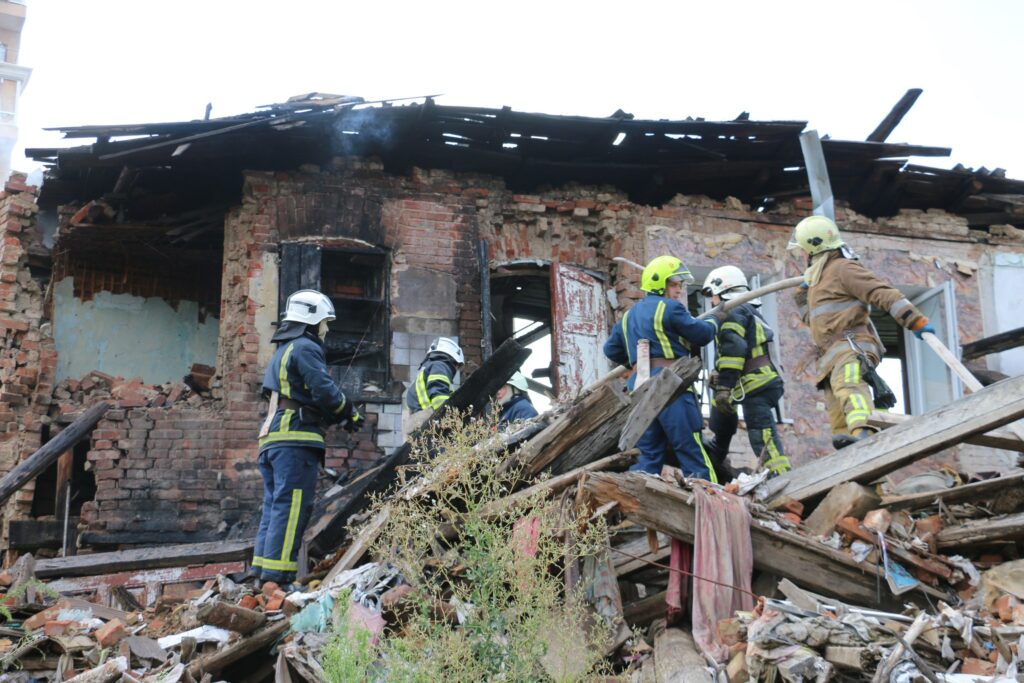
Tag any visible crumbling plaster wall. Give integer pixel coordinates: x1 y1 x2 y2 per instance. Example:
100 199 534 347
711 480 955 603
52 278 219 386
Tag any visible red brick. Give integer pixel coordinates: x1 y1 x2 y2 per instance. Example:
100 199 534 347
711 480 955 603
265 595 285 612
95 618 125 647
239 594 259 610
261 581 280 597
961 658 996 676
44 620 74 637
23 604 64 631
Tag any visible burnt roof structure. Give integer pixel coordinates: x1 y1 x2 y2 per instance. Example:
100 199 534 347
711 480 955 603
28 94 1024 229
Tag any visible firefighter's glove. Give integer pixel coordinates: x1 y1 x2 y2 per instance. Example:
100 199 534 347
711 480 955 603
913 321 936 341
342 409 363 433
713 386 736 416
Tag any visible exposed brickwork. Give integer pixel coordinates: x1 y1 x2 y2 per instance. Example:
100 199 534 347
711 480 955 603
1 157 1018 549
0 175 58 529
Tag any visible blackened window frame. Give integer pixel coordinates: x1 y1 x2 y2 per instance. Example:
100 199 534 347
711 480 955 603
279 242 395 403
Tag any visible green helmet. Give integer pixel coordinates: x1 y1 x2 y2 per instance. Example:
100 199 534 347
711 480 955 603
641 255 694 294
790 216 845 256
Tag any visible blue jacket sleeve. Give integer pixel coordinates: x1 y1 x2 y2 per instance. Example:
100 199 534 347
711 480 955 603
424 359 456 409
603 319 629 366
294 342 351 422
667 301 717 348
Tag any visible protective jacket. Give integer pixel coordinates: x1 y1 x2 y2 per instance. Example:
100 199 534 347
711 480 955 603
603 293 717 388
406 354 459 412
798 251 927 383
259 333 352 451
714 302 782 399
499 394 538 426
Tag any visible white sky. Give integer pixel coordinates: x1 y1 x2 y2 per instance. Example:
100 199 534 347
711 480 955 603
11 1 1024 179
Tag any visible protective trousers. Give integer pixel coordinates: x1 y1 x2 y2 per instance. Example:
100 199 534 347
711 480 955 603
253 445 319 583
708 384 788 474
823 359 873 435
632 392 717 482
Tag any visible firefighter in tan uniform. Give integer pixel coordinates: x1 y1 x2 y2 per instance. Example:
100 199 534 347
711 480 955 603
791 216 935 448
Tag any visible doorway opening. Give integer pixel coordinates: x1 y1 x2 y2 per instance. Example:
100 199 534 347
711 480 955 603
490 264 554 411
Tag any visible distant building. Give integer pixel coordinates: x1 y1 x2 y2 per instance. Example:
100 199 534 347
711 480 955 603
0 0 29 181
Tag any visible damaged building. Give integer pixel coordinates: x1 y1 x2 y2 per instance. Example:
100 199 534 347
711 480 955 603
1 91 1023 565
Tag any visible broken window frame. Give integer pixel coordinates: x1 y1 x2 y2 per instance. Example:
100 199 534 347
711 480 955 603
904 280 962 415
279 242 394 403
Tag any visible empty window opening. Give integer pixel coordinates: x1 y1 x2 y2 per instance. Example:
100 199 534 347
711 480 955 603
280 243 393 401
490 267 553 411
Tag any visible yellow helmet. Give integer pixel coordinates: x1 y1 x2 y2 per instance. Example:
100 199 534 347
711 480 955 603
641 255 694 294
791 215 845 256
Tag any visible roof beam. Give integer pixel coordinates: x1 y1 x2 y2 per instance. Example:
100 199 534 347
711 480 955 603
867 88 923 142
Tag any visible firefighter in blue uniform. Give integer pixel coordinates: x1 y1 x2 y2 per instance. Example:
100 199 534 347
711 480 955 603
604 255 724 480
403 337 464 434
496 371 539 427
701 266 790 477
253 289 362 589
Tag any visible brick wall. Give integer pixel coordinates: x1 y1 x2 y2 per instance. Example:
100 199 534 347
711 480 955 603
12 157 1022 547
0 175 58 529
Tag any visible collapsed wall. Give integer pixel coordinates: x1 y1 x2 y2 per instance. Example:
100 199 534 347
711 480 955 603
3 158 1021 552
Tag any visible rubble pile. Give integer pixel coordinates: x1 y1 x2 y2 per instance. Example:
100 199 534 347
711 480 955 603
3 349 1024 681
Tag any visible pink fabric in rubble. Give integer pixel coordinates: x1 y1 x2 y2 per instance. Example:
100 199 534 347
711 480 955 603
665 539 690 626
690 485 754 663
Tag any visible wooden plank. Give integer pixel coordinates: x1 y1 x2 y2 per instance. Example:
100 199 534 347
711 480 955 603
880 472 1024 511
920 331 1024 442
763 374 1024 506
35 540 252 579
868 411 1024 453
0 402 109 508
322 506 391 586
623 590 668 628
9 519 78 550
654 628 713 683
961 325 1024 362
586 472 940 607
508 383 629 478
619 357 702 451
866 89 923 143
936 511 1024 549
188 619 290 679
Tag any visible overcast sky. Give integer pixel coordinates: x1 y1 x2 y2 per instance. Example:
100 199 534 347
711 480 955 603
12 1 1024 180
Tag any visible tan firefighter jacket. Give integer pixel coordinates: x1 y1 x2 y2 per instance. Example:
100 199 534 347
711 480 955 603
795 251 927 384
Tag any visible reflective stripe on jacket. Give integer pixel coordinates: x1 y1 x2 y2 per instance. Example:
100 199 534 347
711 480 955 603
714 302 782 398
405 356 458 411
803 251 927 383
259 333 349 451
604 293 717 390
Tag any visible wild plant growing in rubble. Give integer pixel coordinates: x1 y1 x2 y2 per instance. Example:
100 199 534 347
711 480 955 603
322 407 614 682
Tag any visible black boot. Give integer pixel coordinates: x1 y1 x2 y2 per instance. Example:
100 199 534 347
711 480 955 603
832 430 870 450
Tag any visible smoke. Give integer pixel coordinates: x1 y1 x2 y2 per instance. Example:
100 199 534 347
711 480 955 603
330 106 398 157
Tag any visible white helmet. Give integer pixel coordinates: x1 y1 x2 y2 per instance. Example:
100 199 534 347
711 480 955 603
702 266 749 300
283 289 335 325
507 371 530 393
429 336 464 364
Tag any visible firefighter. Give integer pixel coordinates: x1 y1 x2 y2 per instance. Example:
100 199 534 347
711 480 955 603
253 289 362 589
604 255 725 479
701 266 790 476
403 336 464 434
790 216 935 448
496 371 539 427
